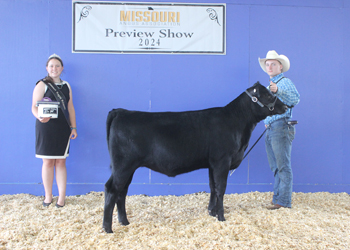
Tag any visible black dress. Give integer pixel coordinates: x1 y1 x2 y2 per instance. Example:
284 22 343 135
35 81 71 159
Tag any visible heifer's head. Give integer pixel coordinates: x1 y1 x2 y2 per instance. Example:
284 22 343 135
245 82 288 118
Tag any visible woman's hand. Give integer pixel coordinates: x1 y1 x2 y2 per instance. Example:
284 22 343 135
38 117 51 123
70 129 78 139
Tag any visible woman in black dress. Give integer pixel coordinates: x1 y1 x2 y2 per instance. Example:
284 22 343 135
32 54 78 208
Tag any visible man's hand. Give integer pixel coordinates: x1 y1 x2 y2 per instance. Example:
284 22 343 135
269 81 278 93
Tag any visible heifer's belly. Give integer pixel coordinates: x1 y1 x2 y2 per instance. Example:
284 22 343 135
144 154 210 177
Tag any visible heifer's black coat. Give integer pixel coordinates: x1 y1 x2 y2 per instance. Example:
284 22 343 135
103 82 287 233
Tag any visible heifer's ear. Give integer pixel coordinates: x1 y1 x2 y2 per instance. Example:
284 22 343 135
255 84 260 97
253 81 262 88
250 82 262 96
251 82 259 93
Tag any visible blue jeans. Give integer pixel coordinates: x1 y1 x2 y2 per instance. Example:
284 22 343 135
265 118 295 208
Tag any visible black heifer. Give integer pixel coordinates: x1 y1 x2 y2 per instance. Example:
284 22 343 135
103 82 288 233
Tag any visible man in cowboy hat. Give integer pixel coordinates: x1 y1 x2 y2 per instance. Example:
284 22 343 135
258 50 300 210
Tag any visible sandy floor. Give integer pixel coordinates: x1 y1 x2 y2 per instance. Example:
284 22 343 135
1 191 349 249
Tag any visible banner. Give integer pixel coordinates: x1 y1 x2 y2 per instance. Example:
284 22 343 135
72 1 226 54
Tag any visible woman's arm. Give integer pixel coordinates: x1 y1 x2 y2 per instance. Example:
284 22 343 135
32 81 51 123
68 87 78 139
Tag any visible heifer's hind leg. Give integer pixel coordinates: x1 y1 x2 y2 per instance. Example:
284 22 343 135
103 175 117 233
116 172 134 226
103 171 135 232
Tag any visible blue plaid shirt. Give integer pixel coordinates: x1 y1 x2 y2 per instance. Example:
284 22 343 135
264 73 300 125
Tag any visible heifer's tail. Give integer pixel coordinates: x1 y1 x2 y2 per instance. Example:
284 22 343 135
106 109 119 145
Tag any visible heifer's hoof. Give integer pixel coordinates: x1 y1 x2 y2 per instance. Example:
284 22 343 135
217 215 226 222
208 209 217 217
103 227 113 234
119 219 130 226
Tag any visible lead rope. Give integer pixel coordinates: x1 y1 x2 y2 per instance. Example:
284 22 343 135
229 128 267 176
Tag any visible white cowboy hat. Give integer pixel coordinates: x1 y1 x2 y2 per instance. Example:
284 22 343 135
259 50 290 73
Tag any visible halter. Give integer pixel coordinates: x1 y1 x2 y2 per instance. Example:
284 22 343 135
245 90 278 111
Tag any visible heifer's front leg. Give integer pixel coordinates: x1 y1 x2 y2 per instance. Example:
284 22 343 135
209 166 229 221
215 170 229 221
103 175 117 233
215 190 226 221
208 168 218 217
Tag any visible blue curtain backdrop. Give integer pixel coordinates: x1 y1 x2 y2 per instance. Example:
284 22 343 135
0 0 349 196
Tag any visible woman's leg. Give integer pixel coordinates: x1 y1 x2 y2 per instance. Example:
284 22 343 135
55 158 67 206
42 159 55 203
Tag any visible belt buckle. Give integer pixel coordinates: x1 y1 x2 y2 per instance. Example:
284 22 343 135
288 120 298 125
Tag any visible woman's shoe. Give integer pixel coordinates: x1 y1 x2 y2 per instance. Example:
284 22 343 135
55 202 65 208
43 198 52 207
